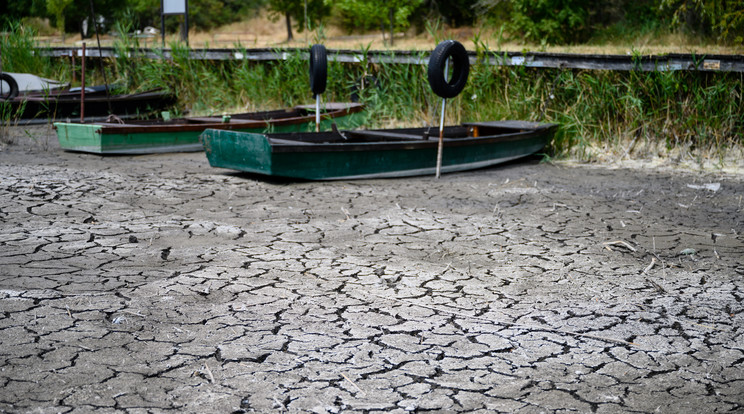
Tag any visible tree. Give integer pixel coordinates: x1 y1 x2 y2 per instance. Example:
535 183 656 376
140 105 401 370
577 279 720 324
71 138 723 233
46 0 75 40
1 0 48 27
267 0 331 42
661 0 744 44
425 0 477 27
508 0 593 44
335 0 425 32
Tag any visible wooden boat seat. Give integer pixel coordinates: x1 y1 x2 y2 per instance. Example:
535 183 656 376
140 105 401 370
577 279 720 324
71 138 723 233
344 130 434 141
185 117 262 124
463 120 549 137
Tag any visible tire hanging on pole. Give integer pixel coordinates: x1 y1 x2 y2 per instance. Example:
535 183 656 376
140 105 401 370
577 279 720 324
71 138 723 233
309 44 327 97
0 73 19 100
427 40 470 99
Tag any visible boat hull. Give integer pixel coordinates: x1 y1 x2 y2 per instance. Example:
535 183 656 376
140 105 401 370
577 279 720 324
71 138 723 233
202 121 557 180
5 89 175 120
54 103 366 154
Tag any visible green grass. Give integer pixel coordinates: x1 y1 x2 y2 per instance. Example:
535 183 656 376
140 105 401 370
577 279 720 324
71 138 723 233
2 23 742 164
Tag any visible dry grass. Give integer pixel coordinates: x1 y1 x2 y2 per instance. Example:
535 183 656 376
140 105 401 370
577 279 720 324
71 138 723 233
34 11 744 55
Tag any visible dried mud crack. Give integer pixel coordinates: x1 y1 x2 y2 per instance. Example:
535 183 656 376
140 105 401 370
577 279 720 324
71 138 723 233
1 127 743 413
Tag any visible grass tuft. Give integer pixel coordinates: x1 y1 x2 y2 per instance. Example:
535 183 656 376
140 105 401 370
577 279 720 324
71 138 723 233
1 22 742 167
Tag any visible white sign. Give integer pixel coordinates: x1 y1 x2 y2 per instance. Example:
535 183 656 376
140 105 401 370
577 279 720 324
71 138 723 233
163 0 186 14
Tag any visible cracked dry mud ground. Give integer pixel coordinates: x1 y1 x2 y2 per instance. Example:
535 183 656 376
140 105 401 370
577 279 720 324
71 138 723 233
0 127 743 414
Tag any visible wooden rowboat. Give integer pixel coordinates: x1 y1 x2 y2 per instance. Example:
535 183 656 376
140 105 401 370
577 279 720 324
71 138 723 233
4 87 176 121
201 120 557 180
54 102 365 154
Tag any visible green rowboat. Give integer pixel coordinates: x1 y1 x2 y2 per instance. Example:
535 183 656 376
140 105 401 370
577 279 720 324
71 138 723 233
54 102 365 154
201 120 557 180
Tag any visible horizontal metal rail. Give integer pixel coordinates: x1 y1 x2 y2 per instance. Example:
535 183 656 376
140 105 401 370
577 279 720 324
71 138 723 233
40 47 744 72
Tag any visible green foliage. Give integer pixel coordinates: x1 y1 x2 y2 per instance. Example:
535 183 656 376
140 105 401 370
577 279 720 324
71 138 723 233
335 0 425 32
427 0 477 27
508 0 592 44
190 0 267 31
661 0 744 44
3 14 742 162
0 22 54 76
39 0 264 37
46 0 74 37
267 0 331 34
51 0 127 37
585 0 664 44
0 0 48 27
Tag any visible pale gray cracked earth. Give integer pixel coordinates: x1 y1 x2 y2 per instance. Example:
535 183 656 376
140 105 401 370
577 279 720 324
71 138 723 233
1 127 743 413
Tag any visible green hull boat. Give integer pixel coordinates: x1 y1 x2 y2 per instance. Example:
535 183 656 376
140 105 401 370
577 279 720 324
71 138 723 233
201 120 557 180
54 102 365 154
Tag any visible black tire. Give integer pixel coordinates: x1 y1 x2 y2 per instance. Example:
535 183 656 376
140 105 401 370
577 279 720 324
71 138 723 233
309 44 327 97
427 40 469 99
0 73 19 100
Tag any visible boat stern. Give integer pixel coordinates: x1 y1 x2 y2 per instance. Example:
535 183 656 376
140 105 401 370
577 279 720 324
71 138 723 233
200 129 273 174
54 122 105 153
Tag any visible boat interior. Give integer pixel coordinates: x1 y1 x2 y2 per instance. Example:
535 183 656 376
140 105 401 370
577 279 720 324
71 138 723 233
267 122 539 144
99 107 317 126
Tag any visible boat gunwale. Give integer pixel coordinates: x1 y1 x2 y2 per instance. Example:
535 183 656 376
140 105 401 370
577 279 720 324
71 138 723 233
11 89 170 103
69 102 364 135
265 123 557 153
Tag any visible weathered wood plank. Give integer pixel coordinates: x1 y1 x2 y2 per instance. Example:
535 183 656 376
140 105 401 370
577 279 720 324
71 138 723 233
41 47 744 72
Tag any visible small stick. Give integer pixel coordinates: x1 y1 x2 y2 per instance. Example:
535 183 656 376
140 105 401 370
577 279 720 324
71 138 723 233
602 240 636 252
203 362 215 383
642 257 656 274
646 278 665 293
341 373 366 396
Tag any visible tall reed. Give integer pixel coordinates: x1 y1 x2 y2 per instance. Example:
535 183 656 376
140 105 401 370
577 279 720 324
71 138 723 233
2 21 742 163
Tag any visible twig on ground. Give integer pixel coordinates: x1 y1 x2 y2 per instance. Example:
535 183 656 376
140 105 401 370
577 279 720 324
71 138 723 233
203 362 215 383
603 240 637 252
642 257 656 274
645 278 666 293
341 373 366 396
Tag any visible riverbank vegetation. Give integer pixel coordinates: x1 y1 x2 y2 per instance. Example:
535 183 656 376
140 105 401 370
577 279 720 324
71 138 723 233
2 2 743 167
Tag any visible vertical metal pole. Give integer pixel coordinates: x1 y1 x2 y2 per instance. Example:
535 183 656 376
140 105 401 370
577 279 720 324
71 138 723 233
80 43 86 123
435 58 449 179
435 98 446 178
90 0 112 114
315 94 320 132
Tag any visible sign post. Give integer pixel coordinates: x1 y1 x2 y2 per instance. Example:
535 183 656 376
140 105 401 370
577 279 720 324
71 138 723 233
161 0 189 46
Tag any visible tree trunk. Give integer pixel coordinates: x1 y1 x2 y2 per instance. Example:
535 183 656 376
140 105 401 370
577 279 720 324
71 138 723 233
389 8 394 47
285 11 294 42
